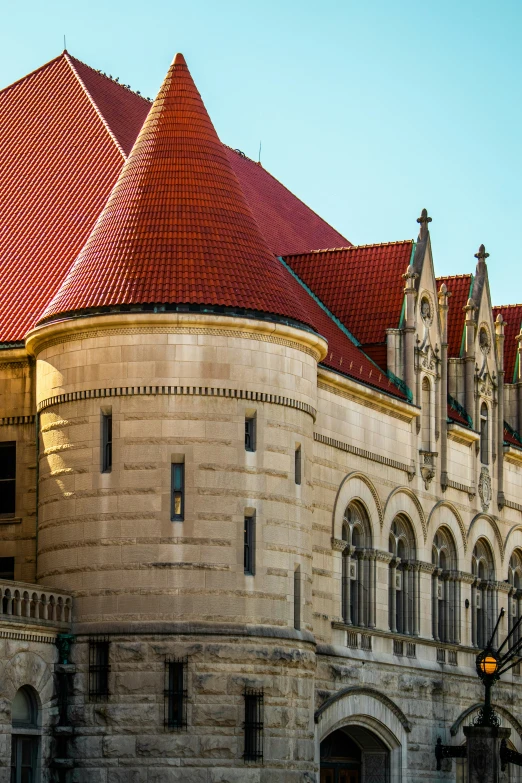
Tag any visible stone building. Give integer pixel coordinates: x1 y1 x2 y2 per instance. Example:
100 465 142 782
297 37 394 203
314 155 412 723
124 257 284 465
1 48 522 783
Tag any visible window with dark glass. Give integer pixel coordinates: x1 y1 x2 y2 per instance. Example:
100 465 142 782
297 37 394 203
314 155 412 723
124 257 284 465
164 658 187 730
245 416 256 452
480 403 489 465
101 413 112 472
11 686 39 783
243 688 263 761
295 445 302 485
171 463 185 521
0 442 16 516
89 638 110 701
294 566 301 630
244 514 255 575
0 556 14 580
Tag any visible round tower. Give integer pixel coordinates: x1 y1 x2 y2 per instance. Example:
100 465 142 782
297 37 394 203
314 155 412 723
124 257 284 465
26 53 325 780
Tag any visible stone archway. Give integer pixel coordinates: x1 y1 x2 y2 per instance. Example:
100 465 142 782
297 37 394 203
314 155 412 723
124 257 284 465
320 725 390 783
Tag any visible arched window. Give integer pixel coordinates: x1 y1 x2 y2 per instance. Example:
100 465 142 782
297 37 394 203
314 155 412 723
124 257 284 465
472 539 497 648
389 515 418 636
508 550 522 643
11 686 39 783
480 403 489 465
432 528 460 644
421 376 431 451
341 502 373 628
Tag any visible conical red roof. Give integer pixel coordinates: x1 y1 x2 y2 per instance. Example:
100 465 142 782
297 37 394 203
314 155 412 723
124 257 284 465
39 53 312 327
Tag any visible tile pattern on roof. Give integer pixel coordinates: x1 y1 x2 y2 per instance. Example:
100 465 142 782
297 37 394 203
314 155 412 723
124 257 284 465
226 149 350 257
39 54 315 327
0 54 125 342
504 422 522 449
284 241 414 346
437 274 473 359
493 304 522 384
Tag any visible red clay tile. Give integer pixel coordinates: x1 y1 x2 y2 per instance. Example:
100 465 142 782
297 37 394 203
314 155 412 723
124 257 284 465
436 275 473 359
493 304 522 384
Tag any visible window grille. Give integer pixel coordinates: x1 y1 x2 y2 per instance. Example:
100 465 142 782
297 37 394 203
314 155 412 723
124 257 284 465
89 637 110 701
164 658 188 730
393 639 404 656
245 416 256 452
294 445 302 485
346 630 358 649
437 648 446 663
448 650 458 666
0 556 14 580
244 514 255 575
171 463 185 521
360 634 372 652
406 642 416 658
243 688 263 762
0 442 16 516
101 413 112 472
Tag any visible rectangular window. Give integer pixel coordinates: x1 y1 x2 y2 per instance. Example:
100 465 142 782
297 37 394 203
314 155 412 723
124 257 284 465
89 637 110 701
294 445 302 485
101 413 112 473
171 463 185 521
245 415 256 452
0 557 14 580
164 658 188 730
243 688 263 762
294 566 301 630
0 442 16 516
244 514 255 575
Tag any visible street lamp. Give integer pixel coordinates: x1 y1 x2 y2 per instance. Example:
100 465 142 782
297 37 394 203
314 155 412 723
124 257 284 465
474 646 501 727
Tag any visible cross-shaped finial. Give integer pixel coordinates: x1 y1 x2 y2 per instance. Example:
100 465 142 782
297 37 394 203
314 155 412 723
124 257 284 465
417 208 432 226
474 244 489 261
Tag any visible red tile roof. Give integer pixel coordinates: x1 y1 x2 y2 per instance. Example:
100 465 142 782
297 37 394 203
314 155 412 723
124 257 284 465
0 53 125 342
436 274 473 358
447 401 471 428
0 52 350 342
39 53 317 326
226 149 349 257
504 423 522 449
493 304 522 384
284 241 414 346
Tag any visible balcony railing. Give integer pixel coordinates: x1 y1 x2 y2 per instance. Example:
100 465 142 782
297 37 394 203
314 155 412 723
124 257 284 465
0 580 72 626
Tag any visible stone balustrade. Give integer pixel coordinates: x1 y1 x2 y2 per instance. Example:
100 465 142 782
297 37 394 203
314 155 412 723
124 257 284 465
0 579 72 626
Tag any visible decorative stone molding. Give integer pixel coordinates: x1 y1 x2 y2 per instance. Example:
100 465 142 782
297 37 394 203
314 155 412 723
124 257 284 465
317 377 415 423
445 478 476 499
331 470 385 535
0 415 35 426
314 686 412 732
315 432 413 480
38 384 317 420
427 500 468 552
451 703 522 739
0 629 57 644
419 450 437 490
478 466 492 512
383 486 427 542
468 513 504 559
373 550 393 564
331 537 348 552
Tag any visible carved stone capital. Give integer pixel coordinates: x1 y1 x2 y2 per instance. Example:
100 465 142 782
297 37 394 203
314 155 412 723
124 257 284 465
331 537 348 552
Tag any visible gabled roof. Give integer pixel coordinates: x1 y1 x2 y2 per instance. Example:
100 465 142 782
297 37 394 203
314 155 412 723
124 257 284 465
493 304 522 384
39 54 313 326
284 241 414 346
0 51 349 343
436 274 473 358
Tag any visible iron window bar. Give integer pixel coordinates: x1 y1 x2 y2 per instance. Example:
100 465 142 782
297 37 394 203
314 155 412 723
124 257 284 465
89 637 110 701
164 657 188 730
243 688 263 762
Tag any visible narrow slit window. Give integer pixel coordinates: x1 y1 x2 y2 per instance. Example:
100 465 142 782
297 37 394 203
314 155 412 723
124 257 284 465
0 557 14 580
480 403 489 464
244 514 255 575
294 565 301 630
245 415 256 452
0 442 16 517
101 413 112 473
171 463 185 521
164 658 187 730
295 445 302 485
243 688 263 762
89 638 110 701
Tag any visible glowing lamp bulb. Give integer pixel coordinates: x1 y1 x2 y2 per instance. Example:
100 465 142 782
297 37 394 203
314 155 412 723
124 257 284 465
480 655 498 676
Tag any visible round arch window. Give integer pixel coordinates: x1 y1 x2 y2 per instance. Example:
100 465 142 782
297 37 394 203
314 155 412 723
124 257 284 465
11 686 40 783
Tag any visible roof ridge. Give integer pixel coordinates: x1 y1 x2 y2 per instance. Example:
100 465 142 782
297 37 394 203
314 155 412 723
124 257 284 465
64 53 126 160
0 52 65 97
67 53 153 104
493 303 522 309
225 145 351 249
436 273 472 280
285 239 414 257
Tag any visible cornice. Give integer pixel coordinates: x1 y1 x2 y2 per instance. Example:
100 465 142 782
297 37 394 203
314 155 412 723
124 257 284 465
448 423 480 447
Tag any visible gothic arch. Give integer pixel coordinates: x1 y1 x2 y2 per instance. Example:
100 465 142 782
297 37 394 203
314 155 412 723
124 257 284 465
383 487 427 544
468 513 504 563
331 471 383 541
450 702 522 740
315 686 411 732
427 500 467 556
505 524 522 558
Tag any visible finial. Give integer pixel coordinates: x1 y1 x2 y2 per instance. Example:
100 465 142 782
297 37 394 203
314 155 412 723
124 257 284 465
173 53 187 66
474 244 489 261
417 208 432 226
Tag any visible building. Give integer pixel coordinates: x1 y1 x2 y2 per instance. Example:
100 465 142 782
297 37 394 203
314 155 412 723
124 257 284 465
1 49 522 783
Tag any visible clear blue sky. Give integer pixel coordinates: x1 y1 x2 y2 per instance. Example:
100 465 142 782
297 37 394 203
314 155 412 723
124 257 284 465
1 0 521 306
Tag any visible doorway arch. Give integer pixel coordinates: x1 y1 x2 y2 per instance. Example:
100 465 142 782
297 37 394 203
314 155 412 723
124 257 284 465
320 725 390 782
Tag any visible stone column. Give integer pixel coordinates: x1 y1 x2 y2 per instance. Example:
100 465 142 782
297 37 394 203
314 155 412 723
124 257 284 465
342 545 354 625
495 313 506 510
357 550 365 628
403 563 411 636
472 579 479 647
454 577 462 645
368 552 376 629
432 568 441 641
463 726 511 783
443 574 450 643
413 563 421 637
464 298 477 428
438 283 449 489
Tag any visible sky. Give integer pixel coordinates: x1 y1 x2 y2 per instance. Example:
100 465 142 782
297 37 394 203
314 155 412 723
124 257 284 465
0 0 521 306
